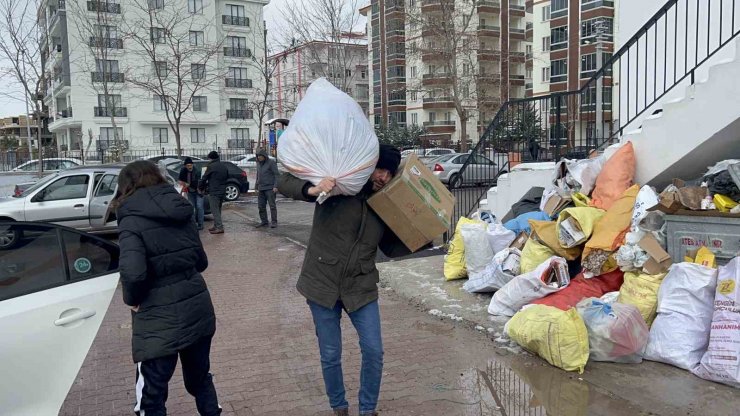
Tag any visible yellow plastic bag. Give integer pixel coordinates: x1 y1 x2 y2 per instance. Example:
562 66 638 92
572 192 592 208
555 207 606 248
529 220 582 261
617 271 667 327
520 238 555 274
506 305 590 373
444 217 479 280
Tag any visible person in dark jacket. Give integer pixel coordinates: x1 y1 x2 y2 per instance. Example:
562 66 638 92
115 161 220 416
199 151 229 234
278 145 415 416
255 148 280 228
178 157 204 230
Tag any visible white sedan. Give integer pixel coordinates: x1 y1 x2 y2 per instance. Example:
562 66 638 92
12 158 83 172
0 221 120 415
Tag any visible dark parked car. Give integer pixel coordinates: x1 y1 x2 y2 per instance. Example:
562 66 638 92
162 159 249 201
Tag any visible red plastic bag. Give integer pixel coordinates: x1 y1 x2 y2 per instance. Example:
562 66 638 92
530 270 625 310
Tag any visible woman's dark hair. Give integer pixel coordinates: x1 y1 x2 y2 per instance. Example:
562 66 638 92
112 160 168 208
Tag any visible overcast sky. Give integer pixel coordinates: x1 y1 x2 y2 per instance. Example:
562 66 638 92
0 0 368 118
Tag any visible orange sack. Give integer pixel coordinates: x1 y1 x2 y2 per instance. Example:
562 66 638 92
591 142 636 210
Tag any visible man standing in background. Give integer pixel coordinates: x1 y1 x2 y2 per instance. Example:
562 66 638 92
199 151 229 234
255 148 280 228
178 157 204 230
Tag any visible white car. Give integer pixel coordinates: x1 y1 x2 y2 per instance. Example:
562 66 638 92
229 153 277 170
0 221 120 415
400 148 456 159
12 158 83 172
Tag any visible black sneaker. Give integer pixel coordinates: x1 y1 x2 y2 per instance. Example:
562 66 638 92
254 223 269 228
270 222 277 228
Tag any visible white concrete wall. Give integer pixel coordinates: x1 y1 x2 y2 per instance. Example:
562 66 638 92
485 162 556 219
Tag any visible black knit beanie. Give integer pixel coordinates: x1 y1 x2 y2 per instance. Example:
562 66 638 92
376 144 402 176
207 151 219 160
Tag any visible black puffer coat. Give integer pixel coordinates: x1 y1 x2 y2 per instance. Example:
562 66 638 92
117 183 216 363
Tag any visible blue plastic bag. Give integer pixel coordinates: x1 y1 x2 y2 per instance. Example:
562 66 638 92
503 211 551 234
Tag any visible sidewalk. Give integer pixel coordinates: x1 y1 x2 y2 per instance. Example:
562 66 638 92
377 255 740 415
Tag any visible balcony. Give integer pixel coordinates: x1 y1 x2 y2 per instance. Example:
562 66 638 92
91 72 125 83
222 15 249 27
87 1 121 13
478 49 500 61
224 47 251 58
509 51 526 62
422 96 454 109
58 107 73 118
421 0 442 12
385 1 404 13
510 27 526 40
94 107 127 117
423 120 455 127
510 74 526 86
89 37 124 49
478 24 501 37
422 72 452 86
477 1 500 13
510 2 526 15
225 78 253 88
227 109 254 120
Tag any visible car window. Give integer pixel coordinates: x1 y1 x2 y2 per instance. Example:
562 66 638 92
35 175 90 202
43 160 61 170
94 175 118 197
19 161 37 171
472 155 494 165
0 223 120 302
19 173 58 197
61 160 78 169
454 155 469 164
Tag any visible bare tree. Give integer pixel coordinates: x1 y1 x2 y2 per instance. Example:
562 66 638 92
0 0 47 169
405 0 514 152
122 0 225 156
68 0 128 160
244 16 279 149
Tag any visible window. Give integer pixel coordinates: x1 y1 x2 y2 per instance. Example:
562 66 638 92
361 69 367 79
542 36 551 52
410 66 417 78
230 98 248 110
463 84 470 99
191 63 206 80
190 128 206 143
550 59 567 83
100 127 123 145
410 90 417 101
189 30 204 46
229 67 247 79
96 59 119 74
462 63 470 76
151 27 166 44
411 113 418 125
345 69 352 77
153 61 168 77
388 111 406 125
581 17 614 44
154 95 168 111
581 53 597 77
229 128 248 148
192 96 207 112
226 35 247 49
36 175 90 202
526 44 533 57
226 4 246 17
551 27 567 50
526 68 533 79
542 5 551 21
428 112 436 122
387 65 405 78
153 128 168 143
97 94 122 109
94 174 118 199
542 67 551 82
148 0 164 9
551 0 568 18
188 0 203 13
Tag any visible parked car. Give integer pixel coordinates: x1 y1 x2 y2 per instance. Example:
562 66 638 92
229 153 278 170
138 154 203 164
0 221 120 414
12 158 83 172
161 159 250 202
400 148 456 159
0 164 193 248
425 153 500 189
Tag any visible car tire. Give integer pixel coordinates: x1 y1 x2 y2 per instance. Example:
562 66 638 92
448 173 462 189
0 224 21 250
224 183 240 201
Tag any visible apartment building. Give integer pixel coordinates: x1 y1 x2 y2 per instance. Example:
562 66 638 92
362 0 533 147
269 38 370 119
39 0 268 154
0 115 53 147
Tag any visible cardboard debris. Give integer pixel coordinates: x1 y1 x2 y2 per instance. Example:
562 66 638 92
559 217 586 248
368 154 454 252
639 234 673 275
544 193 572 217
509 232 529 251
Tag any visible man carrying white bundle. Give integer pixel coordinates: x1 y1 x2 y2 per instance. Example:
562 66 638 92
278 144 418 416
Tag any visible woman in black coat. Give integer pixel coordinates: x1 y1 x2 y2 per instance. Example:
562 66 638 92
114 161 221 416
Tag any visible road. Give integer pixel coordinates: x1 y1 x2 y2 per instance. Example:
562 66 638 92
59 210 642 416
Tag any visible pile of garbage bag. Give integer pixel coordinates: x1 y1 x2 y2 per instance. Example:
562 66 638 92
441 143 740 382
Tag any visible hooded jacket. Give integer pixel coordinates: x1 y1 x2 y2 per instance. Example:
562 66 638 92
117 183 216 363
199 158 229 197
255 149 280 191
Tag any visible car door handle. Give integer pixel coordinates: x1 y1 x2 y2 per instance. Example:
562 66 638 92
74 204 85 208
54 310 96 326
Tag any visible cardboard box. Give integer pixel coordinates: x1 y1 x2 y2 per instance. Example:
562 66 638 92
368 154 455 251
639 234 673 275
509 232 529 251
543 193 572 217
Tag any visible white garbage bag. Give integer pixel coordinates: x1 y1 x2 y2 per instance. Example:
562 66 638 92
631 185 660 229
277 78 379 202
692 257 740 388
576 298 650 363
567 156 605 196
459 221 494 275
486 222 516 255
463 248 521 293
643 263 719 370
488 256 569 316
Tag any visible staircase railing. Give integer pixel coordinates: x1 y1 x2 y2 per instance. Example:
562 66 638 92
449 0 740 236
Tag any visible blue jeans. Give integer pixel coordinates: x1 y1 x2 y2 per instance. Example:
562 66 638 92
308 300 384 414
187 192 204 228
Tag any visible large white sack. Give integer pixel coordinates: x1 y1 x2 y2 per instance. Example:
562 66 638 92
277 78 379 201
488 256 569 316
643 263 718 370
567 156 605 196
486 222 516 254
463 248 521 293
692 257 740 388
460 221 494 275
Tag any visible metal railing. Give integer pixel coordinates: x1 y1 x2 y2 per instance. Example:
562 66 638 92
222 15 249 26
449 0 740 236
89 37 123 49
224 47 251 58
225 78 253 88
87 1 121 13
226 109 253 119
423 96 453 103
94 107 127 117
91 72 125 82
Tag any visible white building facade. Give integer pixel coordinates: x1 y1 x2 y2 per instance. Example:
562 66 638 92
39 0 268 155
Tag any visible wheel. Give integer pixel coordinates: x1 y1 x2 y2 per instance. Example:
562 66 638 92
224 183 240 201
448 173 462 189
0 224 21 250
